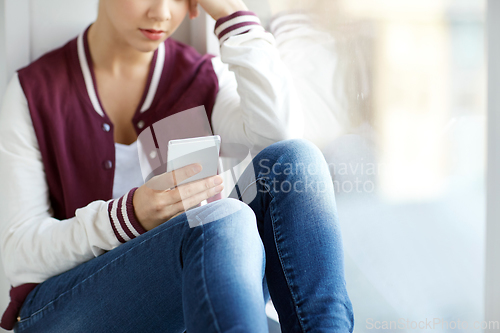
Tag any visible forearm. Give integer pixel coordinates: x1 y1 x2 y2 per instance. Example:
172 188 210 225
190 0 248 21
211 11 305 153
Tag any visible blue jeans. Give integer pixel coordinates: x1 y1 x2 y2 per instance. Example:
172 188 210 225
14 139 354 333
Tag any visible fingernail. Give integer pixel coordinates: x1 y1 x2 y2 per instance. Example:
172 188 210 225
215 185 224 192
214 177 223 185
192 164 201 173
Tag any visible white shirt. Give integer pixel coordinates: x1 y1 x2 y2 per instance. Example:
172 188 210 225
113 141 144 200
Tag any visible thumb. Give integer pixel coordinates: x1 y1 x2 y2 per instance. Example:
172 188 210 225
145 163 202 191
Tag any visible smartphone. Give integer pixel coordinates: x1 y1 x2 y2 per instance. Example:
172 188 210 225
167 135 221 186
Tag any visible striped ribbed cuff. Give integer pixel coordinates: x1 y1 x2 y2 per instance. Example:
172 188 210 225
214 11 265 44
108 187 147 243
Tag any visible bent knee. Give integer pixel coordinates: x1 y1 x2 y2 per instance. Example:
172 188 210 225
185 198 256 228
260 139 328 178
186 199 263 253
265 138 324 163
283 138 323 160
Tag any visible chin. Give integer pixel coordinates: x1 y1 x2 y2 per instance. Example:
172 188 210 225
134 40 164 53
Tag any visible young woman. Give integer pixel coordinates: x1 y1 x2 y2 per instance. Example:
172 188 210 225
0 0 354 331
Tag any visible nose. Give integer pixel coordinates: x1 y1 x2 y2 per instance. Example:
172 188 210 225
147 0 171 22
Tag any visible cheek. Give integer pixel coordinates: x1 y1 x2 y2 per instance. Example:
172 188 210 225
170 1 189 27
109 0 146 29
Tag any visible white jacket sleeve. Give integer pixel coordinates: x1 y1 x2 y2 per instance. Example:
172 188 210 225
210 11 304 155
0 74 144 287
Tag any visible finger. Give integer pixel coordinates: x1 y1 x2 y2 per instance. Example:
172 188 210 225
145 163 202 191
169 163 203 188
189 0 199 19
174 175 223 203
163 174 222 205
172 183 224 214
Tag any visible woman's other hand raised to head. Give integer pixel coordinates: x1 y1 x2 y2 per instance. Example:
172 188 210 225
132 164 224 231
188 0 248 21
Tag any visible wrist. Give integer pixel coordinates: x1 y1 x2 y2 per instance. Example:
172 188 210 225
214 10 263 43
129 187 149 233
214 1 248 21
107 187 148 244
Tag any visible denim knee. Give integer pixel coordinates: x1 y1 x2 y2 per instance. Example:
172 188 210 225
266 139 325 164
183 198 253 227
202 198 260 239
259 139 329 178
184 198 264 258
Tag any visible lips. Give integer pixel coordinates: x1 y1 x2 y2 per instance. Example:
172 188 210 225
145 29 164 33
140 29 166 41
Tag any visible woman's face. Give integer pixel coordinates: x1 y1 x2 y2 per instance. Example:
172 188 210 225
100 0 189 52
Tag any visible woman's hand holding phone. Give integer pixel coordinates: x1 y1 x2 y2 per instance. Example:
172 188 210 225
188 0 248 21
132 163 224 231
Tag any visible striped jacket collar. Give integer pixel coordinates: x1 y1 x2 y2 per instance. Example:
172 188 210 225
77 26 166 118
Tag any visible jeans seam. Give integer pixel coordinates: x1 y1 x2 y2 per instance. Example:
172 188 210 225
200 222 222 333
18 216 190 325
342 299 355 333
260 176 307 333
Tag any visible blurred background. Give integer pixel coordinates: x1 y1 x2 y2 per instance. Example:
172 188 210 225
0 0 490 332
247 0 488 331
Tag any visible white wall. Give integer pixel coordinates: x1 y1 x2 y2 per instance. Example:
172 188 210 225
29 0 99 61
0 4 8 327
0 1 5 107
0 0 29 107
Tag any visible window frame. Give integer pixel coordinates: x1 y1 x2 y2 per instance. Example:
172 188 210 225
485 0 500 324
